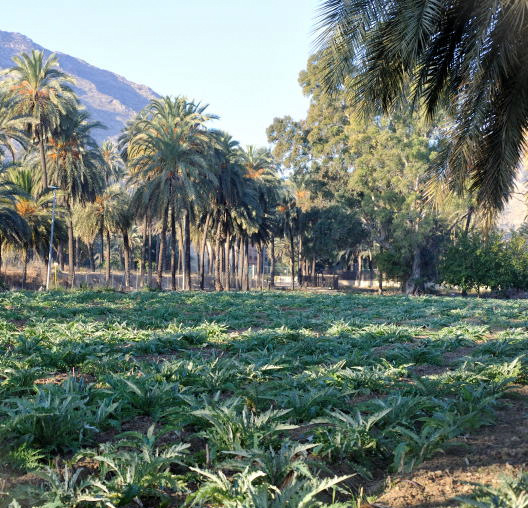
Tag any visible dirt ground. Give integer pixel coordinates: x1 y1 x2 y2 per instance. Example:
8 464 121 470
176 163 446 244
372 386 528 507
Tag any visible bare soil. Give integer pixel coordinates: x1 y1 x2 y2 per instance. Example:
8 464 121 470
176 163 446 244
373 386 528 507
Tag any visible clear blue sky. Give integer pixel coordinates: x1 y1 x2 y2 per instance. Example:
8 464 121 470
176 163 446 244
3 0 321 146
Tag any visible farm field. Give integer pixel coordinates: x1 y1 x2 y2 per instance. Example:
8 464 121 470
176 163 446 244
0 290 527 507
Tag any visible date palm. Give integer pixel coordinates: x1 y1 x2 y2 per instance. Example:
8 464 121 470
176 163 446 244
316 0 528 213
0 176 28 274
6 166 65 287
124 96 217 290
3 50 77 190
46 108 104 287
0 93 28 162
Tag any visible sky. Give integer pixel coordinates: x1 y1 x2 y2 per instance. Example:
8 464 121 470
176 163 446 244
2 0 321 146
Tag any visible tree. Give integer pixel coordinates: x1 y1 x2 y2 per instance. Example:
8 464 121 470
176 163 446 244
0 178 28 275
316 0 528 212
4 50 77 190
46 108 104 287
124 96 217 290
6 166 65 287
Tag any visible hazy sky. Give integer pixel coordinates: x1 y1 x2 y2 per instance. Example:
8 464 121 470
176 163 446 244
2 0 321 146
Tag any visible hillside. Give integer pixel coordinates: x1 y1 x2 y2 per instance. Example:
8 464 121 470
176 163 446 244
0 30 159 142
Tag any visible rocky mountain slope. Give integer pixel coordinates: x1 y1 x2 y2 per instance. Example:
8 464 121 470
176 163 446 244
0 30 158 142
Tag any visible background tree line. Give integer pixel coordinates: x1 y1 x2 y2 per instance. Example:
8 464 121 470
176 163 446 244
0 48 527 295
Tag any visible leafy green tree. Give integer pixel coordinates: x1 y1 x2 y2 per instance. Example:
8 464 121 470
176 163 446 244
316 0 528 212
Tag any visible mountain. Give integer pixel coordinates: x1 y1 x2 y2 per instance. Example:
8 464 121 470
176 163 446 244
0 30 159 142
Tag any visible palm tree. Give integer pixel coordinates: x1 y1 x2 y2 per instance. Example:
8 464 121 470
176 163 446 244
209 132 252 291
276 190 299 290
0 93 28 162
4 50 77 190
239 146 280 289
46 108 104 287
124 96 217 290
6 166 65 288
0 177 28 276
100 139 125 186
316 0 528 213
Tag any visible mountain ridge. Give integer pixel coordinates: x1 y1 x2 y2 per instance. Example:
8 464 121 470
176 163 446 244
0 30 159 142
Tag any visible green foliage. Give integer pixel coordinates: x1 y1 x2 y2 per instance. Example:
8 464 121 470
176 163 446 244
440 232 528 293
0 291 526 506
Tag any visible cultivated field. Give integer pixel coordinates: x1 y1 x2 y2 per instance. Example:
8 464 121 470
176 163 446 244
0 290 527 507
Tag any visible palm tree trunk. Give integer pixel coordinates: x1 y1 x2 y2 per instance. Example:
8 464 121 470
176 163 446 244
207 241 214 275
270 237 275 288
68 209 75 289
170 206 177 291
88 243 95 272
224 232 231 290
38 132 48 190
289 228 295 291
244 237 250 291
22 246 29 289
199 214 211 290
177 222 184 277
140 215 147 287
123 229 131 289
105 229 111 283
183 208 191 290
233 238 240 290
256 242 262 290
0 239 4 276
59 243 64 271
99 227 104 269
147 218 153 286
214 221 224 291
157 204 169 289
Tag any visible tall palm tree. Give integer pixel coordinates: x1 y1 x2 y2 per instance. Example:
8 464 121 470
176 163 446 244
6 166 65 287
100 139 125 186
3 50 77 190
46 108 103 287
0 93 28 162
316 0 528 213
124 96 217 290
0 177 28 275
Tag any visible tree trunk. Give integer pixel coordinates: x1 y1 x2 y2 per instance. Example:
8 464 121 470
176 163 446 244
256 242 262 290
289 229 295 291
88 243 95 272
208 242 214 275
183 208 191 290
214 221 224 291
157 204 169 289
0 239 4 276
68 209 75 288
38 132 48 190
99 226 104 270
270 237 275 288
234 238 240 290
58 243 64 271
140 215 147 287
199 214 211 290
147 218 153 287
224 232 231 291
243 237 250 291
123 229 131 289
464 206 474 234
105 229 111 283
170 206 177 291
22 246 29 288
177 222 184 276
405 244 422 295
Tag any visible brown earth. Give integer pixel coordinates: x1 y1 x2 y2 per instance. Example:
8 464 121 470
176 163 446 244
373 386 528 507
